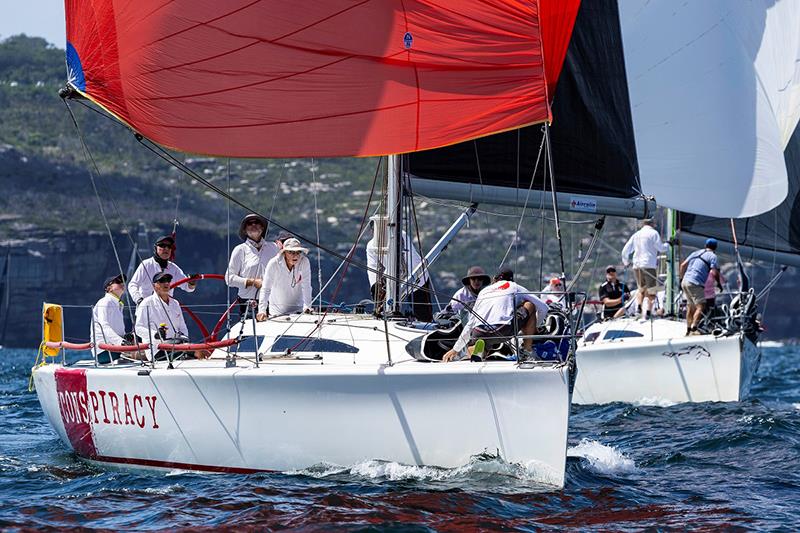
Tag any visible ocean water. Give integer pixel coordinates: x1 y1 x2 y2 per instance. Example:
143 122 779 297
2 346 799 530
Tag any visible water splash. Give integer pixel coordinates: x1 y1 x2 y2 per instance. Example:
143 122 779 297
567 439 636 475
634 397 678 407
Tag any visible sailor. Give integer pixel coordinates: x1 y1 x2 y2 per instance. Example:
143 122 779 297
256 238 313 320
541 277 566 309
274 230 295 251
225 214 278 316
443 268 549 362
680 238 722 335
135 272 209 360
598 265 630 320
90 274 127 364
366 218 432 321
448 266 490 313
128 235 196 305
621 218 668 320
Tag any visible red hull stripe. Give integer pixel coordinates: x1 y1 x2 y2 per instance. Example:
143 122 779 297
88 454 274 475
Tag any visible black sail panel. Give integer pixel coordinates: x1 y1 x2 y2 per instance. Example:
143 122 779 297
680 125 800 258
406 0 640 199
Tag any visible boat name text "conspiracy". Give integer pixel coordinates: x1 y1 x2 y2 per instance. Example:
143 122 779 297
58 389 160 429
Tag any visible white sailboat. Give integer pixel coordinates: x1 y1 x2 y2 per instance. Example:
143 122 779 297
407 0 800 405
32 1 583 487
573 0 800 405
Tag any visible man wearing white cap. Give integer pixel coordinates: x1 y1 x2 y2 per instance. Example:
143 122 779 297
128 235 196 305
256 238 313 320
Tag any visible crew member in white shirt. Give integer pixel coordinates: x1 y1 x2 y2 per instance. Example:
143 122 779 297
226 214 278 316
366 218 432 321
448 266 490 313
443 269 549 362
541 277 567 309
621 218 669 320
128 235 196 305
135 272 208 360
256 238 313 320
90 274 127 364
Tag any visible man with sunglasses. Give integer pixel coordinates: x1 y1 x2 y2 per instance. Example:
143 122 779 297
128 235 196 305
135 271 209 360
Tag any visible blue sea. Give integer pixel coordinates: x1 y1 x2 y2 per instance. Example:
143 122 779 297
2 346 799 531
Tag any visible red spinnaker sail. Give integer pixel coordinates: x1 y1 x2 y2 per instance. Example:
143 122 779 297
65 0 579 158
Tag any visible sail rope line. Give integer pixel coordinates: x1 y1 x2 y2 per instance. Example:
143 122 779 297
404 172 439 313
64 100 192 351
226 158 231 329
76 97 446 304
416 196 598 223
62 99 145 342
498 130 547 269
310 157 323 314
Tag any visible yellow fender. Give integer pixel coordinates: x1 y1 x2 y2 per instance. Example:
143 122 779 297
42 303 63 357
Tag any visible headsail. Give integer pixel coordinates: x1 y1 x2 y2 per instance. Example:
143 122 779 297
620 0 800 218
64 0 567 158
679 126 800 267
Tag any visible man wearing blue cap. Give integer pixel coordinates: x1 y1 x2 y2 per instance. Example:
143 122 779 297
679 238 722 335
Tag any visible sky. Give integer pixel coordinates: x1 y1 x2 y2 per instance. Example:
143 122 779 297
1 0 66 47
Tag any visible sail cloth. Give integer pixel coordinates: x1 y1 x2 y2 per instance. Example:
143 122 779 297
679 126 800 263
407 0 641 202
410 0 800 219
64 0 581 158
620 0 800 218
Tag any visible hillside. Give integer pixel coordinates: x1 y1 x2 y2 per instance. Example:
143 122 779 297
0 34 797 346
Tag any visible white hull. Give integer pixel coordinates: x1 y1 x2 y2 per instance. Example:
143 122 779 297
33 314 573 487
574 318 760 405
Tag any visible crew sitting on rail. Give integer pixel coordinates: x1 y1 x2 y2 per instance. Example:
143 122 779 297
226 214 279 317
128 235 197 305
135 272 209 360
256 238 313 320
442 268 549 362
90 274 129 364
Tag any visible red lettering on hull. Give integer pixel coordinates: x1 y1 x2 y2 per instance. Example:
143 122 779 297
54 368 97 459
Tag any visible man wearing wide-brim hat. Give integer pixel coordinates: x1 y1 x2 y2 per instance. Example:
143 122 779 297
226 213 279 316
447 266 490 313
256 237 313 320
127 234 197 305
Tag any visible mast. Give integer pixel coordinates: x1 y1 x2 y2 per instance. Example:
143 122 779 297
665 208 677 316
384 155 401 315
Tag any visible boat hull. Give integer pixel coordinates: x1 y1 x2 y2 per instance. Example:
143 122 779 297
574 318 760 405
33 360 572 487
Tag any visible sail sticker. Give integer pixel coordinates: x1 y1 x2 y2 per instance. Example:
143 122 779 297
65 42 86 92
403 32 413 49
569 197 597 213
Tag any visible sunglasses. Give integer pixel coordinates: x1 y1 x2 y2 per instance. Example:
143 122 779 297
246 220 263 226
285 250 302 255
156 243 173 249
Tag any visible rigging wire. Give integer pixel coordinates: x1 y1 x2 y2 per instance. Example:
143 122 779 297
498 128 547 268
62 99 139 334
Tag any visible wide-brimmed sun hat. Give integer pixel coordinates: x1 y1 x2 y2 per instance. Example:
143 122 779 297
238 213 268 241
279 237 309 255
461 266 490 286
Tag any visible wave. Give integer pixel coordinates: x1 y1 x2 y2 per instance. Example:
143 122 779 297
287 453 562 487
567 439 637 475
633 397 678 407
